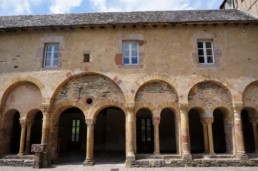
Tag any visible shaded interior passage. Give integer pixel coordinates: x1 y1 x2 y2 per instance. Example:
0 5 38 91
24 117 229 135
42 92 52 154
189 109 204 153
159 108 177 153
241 109 255 153
212 109 226 153
58 108 86 163
29 112 43 153
10 112 21 154
136 108 154 154
94 107 125 164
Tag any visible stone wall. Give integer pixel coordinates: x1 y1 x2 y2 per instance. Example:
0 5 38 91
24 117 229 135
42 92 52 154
188 82 231 107
135 81 177 105
243 82 258 108
53 74 125 105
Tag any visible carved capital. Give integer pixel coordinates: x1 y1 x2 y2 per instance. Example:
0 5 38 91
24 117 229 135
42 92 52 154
85 119 96 126
152 117 160 125
202 117 214 124
19 119 27 126
41 104 50 113
179 103 189 114
233 103 243 115
126 103 135 112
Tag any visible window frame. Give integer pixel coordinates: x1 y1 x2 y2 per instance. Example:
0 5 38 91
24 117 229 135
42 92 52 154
122 41 139 65
43 43 59 68
197 40 215 64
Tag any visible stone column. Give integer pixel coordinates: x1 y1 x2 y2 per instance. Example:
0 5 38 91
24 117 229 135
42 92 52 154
41 111 50 145
84 119 95 166
233 103 247 160
18 119 26 156
201 119 209 154
206 117 215 155
153 116 160 155
126 106 135 165
251 120 258 153
25 121 33 154
179 103 191 160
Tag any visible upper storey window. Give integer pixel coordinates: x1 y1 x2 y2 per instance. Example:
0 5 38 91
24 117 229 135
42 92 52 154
197 40 214 64
122 41 139 65
44 43 59 67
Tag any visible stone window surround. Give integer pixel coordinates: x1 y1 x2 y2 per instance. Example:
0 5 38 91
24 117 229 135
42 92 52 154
37 36 64 70
117 34 145 69
192 31 222 68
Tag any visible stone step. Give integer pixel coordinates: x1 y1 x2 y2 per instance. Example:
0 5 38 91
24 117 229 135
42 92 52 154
3 154 34 160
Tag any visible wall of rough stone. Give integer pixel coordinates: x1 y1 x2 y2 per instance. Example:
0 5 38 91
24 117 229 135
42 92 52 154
53 74 125 106
188 82 231 107
135 81 177 105
243 81 258 108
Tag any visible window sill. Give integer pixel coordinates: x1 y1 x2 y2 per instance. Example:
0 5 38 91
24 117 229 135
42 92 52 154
41 66 59 70
118 64 143 69
197 63 220 68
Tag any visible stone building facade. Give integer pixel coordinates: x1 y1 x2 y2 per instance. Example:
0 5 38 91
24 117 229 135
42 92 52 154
0 9 258 167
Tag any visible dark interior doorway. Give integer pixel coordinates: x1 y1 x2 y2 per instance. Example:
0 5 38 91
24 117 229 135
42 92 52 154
136 108 154 154
58 108 86 163
160 108 177 153
10 112 21 154
94 107 125 164
241 109 255 153
29 112 43 153
189 109 204 153
212 109 226 153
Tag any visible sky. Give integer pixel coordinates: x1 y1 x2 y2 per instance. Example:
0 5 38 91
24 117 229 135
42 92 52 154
0 0 225 16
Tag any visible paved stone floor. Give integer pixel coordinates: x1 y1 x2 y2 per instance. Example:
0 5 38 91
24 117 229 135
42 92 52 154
1 165 258 171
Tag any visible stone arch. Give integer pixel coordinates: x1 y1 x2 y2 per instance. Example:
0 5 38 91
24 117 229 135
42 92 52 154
134 80 178 108
1 81 42 118
1 77 45 105
186 78 233 103
132 74 178 102
157 102 179 119
26 108 42 121
188 80 232 111
51 100 88 123
49 72 126 114
243 80 258 108
134 102 156 116
88 99 126 119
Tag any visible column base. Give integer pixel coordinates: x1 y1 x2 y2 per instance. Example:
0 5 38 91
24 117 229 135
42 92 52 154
237 152 248 161
182 154 192 161
83 159 94 166
125 154 135 167
18 153 24 157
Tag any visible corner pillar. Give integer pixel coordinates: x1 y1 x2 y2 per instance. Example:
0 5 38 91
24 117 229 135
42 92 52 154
83 119 95 166
18 119 26 156
179 103 192 160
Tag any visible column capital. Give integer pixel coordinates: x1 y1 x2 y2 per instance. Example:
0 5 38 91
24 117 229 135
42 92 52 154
152 117 160 125
85 119 96 126
19 119 26 126
41 104 50 113
179 103 189 114
126 103 135 112
233 103 243 115
202 117 214 124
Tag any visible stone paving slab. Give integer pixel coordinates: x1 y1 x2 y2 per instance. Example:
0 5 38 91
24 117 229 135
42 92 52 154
0 166 258 171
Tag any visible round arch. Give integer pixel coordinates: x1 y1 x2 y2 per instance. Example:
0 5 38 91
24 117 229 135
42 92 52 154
49 71 128 106
88 99 127 119
242 80 258 108
133 78 178 104
187 79 233 104
1 77 45 107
